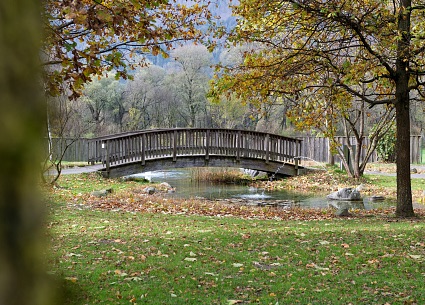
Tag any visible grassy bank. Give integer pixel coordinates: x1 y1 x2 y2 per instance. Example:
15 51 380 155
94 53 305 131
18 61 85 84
48 204 425 305
257 164 425 203
46 170 425 304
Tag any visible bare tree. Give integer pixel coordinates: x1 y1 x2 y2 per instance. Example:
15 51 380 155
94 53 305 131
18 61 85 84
168 44 212 127
42 94 93 185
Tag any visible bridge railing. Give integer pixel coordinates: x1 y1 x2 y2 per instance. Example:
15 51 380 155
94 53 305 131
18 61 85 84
88 128 302 170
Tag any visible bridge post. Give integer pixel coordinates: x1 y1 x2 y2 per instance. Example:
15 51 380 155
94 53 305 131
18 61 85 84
205 129 210 160
141 133 146 165
236 130 241 161
294 156 299 175
265 134 270 163
103 140 110 173
173 130 177 162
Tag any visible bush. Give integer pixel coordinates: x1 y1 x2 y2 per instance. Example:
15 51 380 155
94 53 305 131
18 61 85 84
375 122 396 162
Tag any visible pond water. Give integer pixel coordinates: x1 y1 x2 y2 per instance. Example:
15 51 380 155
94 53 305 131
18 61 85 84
130 169 395 210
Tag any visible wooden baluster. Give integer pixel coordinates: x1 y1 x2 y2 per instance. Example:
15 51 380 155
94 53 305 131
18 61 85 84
265 134 270 163
105 140 110 172
205 129 210 160
141 133 146 165
173 130 177 161
236 131 241 161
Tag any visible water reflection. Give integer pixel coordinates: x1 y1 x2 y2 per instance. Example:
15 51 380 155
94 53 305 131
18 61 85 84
129 169 395 210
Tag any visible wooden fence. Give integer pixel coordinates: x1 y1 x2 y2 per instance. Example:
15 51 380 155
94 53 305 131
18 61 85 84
298 135 422 164
45 138 89 162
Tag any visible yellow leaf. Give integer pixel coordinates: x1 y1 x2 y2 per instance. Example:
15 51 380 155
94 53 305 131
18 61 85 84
65 277 78 283
227 300 243 305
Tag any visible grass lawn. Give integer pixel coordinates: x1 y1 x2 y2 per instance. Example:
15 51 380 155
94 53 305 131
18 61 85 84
48 205 425 305
46 172 425 304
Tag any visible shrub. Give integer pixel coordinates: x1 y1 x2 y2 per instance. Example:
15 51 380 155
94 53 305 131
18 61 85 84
375 121 396 162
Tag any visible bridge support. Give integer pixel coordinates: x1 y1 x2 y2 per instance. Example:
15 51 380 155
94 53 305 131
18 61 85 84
100 156 300 178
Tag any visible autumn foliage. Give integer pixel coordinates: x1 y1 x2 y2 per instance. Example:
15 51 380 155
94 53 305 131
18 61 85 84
42 0 213 98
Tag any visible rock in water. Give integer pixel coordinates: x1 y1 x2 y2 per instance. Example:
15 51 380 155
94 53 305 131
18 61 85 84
159 182 173 189
327 188 362 201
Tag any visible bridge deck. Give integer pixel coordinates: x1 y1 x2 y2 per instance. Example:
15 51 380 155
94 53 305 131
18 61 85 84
88 128 303 178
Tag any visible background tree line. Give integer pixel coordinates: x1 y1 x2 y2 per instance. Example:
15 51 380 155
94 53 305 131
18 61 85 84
50 43 425 141
49 44 295 138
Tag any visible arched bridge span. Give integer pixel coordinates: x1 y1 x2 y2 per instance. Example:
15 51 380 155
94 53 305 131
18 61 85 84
88 128 303 178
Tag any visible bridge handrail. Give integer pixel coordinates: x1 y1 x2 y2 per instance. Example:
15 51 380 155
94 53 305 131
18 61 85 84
87 128 302 171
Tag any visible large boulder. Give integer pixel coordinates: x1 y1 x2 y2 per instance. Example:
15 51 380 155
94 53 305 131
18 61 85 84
327 188 362 201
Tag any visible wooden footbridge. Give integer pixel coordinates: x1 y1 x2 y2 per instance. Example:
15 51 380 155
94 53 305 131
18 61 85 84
88 128 303 178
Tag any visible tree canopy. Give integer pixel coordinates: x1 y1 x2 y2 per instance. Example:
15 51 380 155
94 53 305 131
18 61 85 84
211 0 425 217
42 0 213 98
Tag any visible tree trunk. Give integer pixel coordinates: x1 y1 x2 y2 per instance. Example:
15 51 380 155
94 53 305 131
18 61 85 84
394 0 414 217
395 98 414 217
0 0 57 304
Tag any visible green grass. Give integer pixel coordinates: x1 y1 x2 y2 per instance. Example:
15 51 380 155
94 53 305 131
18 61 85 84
422 147 425 164
47 203 425 305
60 161 91 167
50 172 150 197
46 172 425 304
364 174 425 190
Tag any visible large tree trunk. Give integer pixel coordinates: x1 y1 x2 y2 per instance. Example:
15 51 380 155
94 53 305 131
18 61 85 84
394 0 414 217
395 98 414 217
0 1 57 304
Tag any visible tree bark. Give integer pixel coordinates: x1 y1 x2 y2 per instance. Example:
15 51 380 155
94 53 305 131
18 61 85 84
0 0 57 304
395 96 414 217
394 0 414 217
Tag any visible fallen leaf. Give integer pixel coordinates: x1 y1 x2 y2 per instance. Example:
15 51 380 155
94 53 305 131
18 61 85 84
232 263 243 267
227 300 243 305
184 257 197 262
64 277 78 283
124 277 142 282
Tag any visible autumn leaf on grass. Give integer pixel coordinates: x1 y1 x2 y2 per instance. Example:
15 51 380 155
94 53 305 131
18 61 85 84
306 263 329 271
227 300 243 305
64 277 78 283
114 269 128 276
124 276 143 282
184 257 197 262
232 263 243 267
367 259 379 265
319 240 330 245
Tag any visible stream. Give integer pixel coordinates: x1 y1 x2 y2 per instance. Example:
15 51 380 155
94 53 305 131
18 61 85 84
130 169 395 210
